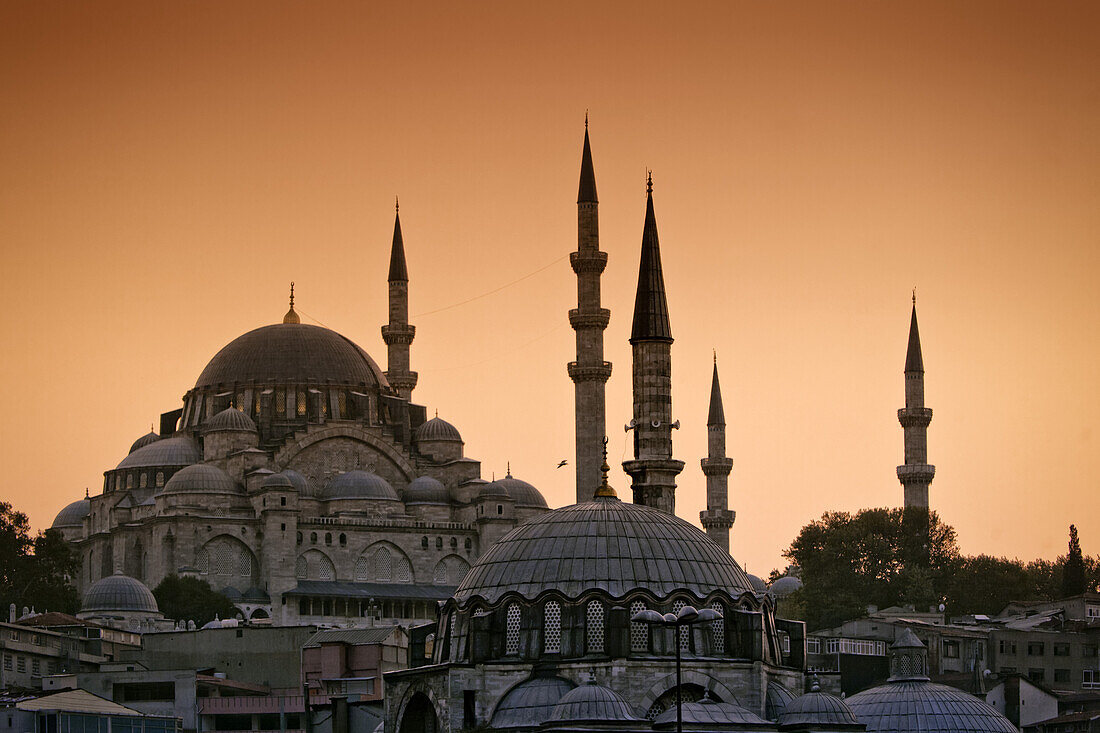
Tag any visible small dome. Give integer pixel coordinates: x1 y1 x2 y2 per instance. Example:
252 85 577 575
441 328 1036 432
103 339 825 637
495 473 548 509
81 573 159 614
478 481 512 501
491 676 575 729
52 498 91 528
322 470 399 501
653 695 771 729
404 476 450 505
766 681 798 722
778 686 861 730
162 464 242 495
261 472 295 490
770 576 803 597
282 469 310 495
129 431 160 454
547 684 642 725
847 682 1016 733
414 416 462 443
204 407 257 433
747 574 768 593
116 434 201 470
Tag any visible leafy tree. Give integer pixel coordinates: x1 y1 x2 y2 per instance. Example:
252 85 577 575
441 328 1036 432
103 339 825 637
1063 525 1088 597
152 575 238 626
942 555 1035 616
0 502 80 615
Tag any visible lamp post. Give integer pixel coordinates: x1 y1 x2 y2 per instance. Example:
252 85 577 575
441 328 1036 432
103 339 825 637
632 604 723 733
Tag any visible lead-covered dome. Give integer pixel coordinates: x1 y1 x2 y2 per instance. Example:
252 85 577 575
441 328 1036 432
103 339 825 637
778 686 862 730
404 476 450 505
455 497 754 606
322 470 399 501
490 472 548 509
414 416 462 443
52 498 91 528
162 464 242 495
129 431 159 454
546 684 642 726
81 573 159 614
116 434 201 470
491 676 575 729
204 407 257 433
194 323 387 390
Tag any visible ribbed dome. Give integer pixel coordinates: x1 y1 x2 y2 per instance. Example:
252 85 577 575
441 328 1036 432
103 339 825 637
162 464 242 495
455 497 755 606
52 498 91 528
491 676 575 729
547 684 642 724
478 481 511 501
116 434 200 470
769 576 803 597
81 573 159 614
654 696 772 728
204 407 257 433
404 476 450 505
778 689 861 729
846 682 1017 733
414 416 462 443
322 470 399 501
129 431 159 454
261 472 295 490
494 473 547 508
194 323 387 390
766 681 797 722
747 574 768 593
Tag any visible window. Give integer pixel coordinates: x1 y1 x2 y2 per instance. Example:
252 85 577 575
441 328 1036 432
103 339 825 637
450 537 457 549
422 537 429 549
1028 642 1046 656
710 601 725 653
339 533 347 546
544 601 561 654
325 533 332 545
296 532 302 545
497 505 503 515
1000 640 1018 655
630 600 648 653
943 640 960 659
1054 669 1071 684
338 392 348 418
586 600 605 653
1054 644 1070 657
374 547 392 581
280 496 286 506
1086 606 1100 619
1084 669 1099 689
16 656 26 673
276 389 286 416
672 600 689 653
31 658 40 675
155 472 165 488
311 532 317 544
126 474 134 489
465 538 472 550
3 654 11 671
436 537 443 550
807 638 822 654
506 604 521 656
297 390 307 416
139 473 148 489
1028 668 1045 683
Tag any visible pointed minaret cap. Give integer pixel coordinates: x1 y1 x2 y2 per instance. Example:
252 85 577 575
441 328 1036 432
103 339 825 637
388 200 409 282
708 353 726 426
905 295 924 373
577 115 598 204
630 172 673 344
593 437 618 500
283 282 300 324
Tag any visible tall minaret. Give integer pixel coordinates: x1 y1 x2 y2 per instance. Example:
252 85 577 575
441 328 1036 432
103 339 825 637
622 174 684 515
897 294 934 508
381 200 418 400
568 117 612 503
700 355 735 553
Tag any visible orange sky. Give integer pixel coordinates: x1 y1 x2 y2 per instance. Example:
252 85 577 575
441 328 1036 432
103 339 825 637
1 1 1098 577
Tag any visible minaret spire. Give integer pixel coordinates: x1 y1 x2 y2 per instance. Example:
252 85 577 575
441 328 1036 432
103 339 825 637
701 356 735 554
623 174 683 515
897 298 934 508
381 201 418 399
568 118 612 502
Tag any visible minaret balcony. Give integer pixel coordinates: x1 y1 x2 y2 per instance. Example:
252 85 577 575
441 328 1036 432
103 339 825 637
568 308 610 330
897 407 933 428
567 361 612 383
381 323 416 345
700 457 733 476
570 250 608 274
896 464 936 483
700 508 735 529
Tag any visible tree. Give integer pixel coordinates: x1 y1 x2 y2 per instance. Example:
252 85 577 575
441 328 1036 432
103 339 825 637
1062 525 1088 597
152 575 238 626
942 555 1036 616
0 502 81 615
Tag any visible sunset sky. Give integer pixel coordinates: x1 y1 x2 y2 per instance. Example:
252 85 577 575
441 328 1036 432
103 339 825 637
1 1 1097 577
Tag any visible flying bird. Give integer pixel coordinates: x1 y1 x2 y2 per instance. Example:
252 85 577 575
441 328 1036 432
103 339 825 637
556 460 568 469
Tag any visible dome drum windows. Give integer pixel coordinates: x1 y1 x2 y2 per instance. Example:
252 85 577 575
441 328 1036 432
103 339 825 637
543 600 562 655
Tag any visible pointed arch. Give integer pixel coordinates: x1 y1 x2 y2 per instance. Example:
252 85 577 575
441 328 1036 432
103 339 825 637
431 554 470 586
196 535 259 588
297 549 336 581
355 542 413 583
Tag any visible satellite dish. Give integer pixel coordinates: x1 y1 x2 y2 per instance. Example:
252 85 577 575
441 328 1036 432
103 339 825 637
938 603 946 612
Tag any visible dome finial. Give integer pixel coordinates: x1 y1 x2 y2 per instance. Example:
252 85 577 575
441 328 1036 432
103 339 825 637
646 169 653 194
283 282 300 324
593 436 617 499
85 487 89 499
810 673 821 693
435 408 438 418
506 461 511 478
395 195 399 213
584 109 588 129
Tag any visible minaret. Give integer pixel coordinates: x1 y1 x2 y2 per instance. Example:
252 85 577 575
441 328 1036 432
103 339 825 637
700 355 735 553
568 117 612 502
622 174 684 515
381 199 418 400
897 294 934 508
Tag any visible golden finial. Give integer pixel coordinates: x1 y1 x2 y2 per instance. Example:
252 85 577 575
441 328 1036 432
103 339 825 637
283 282 300 324
646 170 653 194
593 436 617 499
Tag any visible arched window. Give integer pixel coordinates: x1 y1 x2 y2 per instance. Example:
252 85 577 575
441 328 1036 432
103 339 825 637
630 600 649 652
422 536 429 549
320 393 328 418
296 531 302 545
436 537 443 550
310 532 317 544
196 548 210 574
506 604 522 656
338 392 348 418
355 556 369 581
672 599 690 653
295 556 307 578
139 473 147 489
126 474 134 489
324 532 332 545
296 390 307 416
276 388 286 416
395 555 412 583
450 537 457 549
433 561 447 585
544 601 562 654
586 599 605 653
155 472 165 488
374 547 392 581
464 538 472 550
710 600 725 653
339 533 347 546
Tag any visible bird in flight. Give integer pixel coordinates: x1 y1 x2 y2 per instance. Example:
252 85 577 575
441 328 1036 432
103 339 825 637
556 460 568 469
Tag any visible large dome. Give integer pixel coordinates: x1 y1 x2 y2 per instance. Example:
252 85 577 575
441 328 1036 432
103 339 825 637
81 573 159 614
194 323 388 390
455 496 754 606
115 434 201 470
846 682 1017 733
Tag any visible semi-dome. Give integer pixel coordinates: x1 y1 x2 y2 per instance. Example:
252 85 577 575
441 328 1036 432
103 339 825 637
204 407 257 433
778 684 862 730
769 576 803 597
455 496 755 606
490 676 575 729
322 470 399 501
52 498 91 528
81 573 159 614
116 434 200 470
129 431 159 454
546 683 642 725
404 476 450 505
162 464 242 495
194 323 388 391
493 472 548 508
414 416 462 443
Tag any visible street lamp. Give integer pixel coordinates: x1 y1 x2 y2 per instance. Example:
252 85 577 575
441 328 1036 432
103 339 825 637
632 604 723 733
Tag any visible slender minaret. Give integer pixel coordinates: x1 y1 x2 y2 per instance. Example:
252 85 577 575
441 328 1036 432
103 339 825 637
568 117 612 502
700 354 735 553
381 199 418 400
622 174 684 515
897 294 934 508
